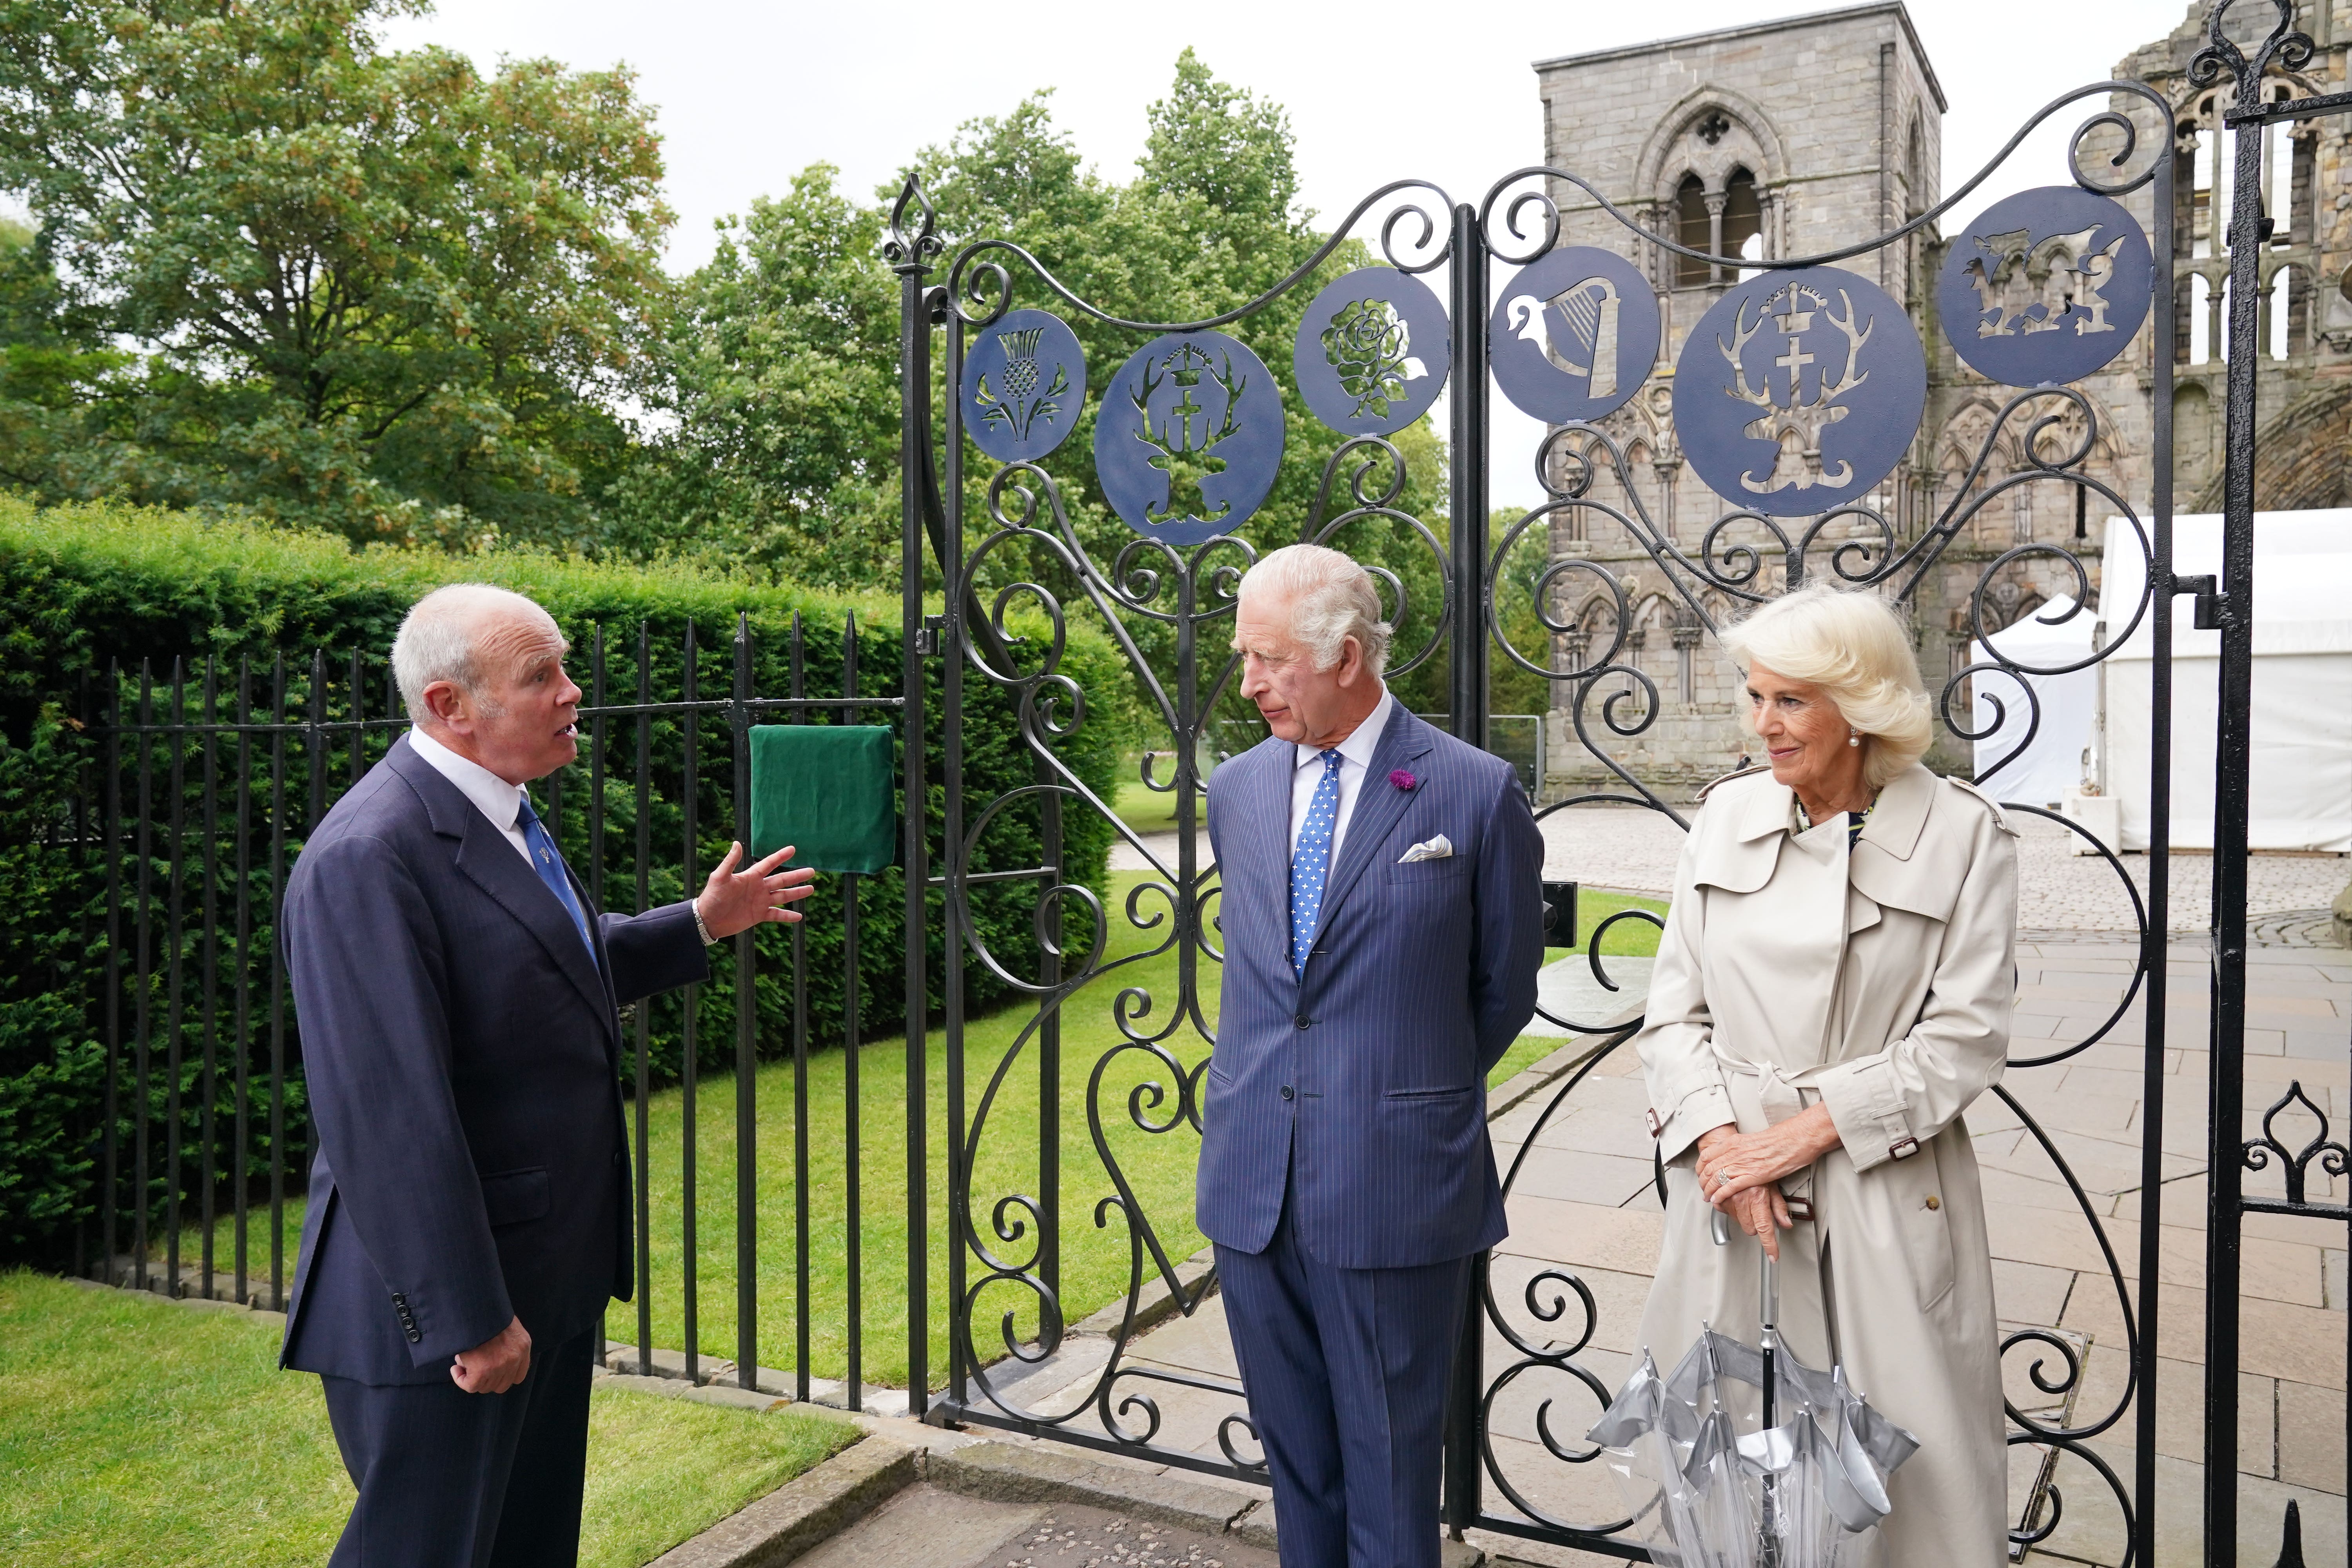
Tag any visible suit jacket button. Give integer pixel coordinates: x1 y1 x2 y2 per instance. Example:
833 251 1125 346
613 1149 626 1166
1280 1085 1296 1101
407 1329 422 1344
1294 1014 1310 1030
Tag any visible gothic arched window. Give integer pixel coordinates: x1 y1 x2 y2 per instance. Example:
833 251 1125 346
1676 174 1710 286
1723 168 1763 272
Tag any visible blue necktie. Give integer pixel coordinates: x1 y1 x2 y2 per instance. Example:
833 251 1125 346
1289 750 1344 978
514 794 595 959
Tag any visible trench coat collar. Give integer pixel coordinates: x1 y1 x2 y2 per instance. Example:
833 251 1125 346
1727 762 1934 856
1855 764 1935 862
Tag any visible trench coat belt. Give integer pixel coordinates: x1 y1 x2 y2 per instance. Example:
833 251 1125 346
1710 1050 1825 1219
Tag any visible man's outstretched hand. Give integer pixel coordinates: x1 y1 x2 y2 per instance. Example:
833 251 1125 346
452 1316 532 1394
697 843 818 940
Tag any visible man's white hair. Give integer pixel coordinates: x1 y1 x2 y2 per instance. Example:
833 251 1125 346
1237 544 1393 675
391 583 552 723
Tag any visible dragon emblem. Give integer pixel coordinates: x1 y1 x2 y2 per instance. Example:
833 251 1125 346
1964 225 2125 339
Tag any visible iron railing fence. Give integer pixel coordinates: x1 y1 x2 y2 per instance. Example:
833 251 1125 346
71 612 927 1412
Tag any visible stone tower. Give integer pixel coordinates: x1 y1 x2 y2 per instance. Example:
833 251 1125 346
1522 0 2352 797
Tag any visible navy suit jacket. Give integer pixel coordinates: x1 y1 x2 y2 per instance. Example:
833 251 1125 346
1196 704 1544 1269
279 735 709 1385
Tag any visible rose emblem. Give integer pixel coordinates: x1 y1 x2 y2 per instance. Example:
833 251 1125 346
1321 298 1426 421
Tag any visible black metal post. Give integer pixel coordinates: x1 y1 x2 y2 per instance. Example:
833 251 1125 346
890 180 935 1421
2134 125 2179 1568
791 613 813 1403
842 613 865 1414
681 623 701 1385
164 660 187 1296
199 657 219 1299
1448 201 1490 753
1443 199 1490 1533
232 659 253 1305
633 626 655 1374
268 654 289 1304
2203 75 2268 1565
733 614 759 1392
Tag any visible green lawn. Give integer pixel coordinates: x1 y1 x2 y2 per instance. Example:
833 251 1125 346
172 871 1669 1393
0 1270 858 1568
1110 774 1182 833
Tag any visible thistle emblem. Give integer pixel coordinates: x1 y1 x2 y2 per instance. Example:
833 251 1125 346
975 326 1071 442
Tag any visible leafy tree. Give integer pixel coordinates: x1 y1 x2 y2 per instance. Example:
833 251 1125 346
614 167 903 586
641 57 1454 744
0 0 672 549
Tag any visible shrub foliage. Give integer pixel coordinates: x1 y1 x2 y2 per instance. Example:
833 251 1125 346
0 498 1119 1261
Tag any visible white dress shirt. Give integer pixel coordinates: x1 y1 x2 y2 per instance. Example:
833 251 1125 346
1286 686 1395 866
407 726 535 866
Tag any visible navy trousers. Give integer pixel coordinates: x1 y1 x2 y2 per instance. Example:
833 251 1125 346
320 1325 597 1568
1216 1204 1471 1568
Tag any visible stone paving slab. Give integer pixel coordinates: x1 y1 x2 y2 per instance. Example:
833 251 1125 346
942 931 2345 1561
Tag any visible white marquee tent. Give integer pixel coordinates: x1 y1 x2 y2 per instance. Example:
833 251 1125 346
2101 510 2352 852
1968 593 2097 811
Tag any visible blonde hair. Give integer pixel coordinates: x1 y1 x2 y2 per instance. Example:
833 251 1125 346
1718 585 1932 789
1236 544 1394 675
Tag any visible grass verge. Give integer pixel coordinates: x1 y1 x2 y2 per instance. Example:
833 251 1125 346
169 873 1669 1392
0 1271 858 1568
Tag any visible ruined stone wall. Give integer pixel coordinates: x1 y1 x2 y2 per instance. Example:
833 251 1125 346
1525 0 2352 801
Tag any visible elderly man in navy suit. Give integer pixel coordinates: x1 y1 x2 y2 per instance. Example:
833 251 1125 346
1199 544 1544 1567
280 584 815 1568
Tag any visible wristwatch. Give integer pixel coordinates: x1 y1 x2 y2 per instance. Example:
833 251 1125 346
693 904 716 945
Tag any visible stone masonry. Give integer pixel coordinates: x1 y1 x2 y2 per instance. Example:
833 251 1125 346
1524 2 2352 797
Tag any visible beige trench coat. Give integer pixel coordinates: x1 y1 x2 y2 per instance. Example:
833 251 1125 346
1633 762 2019 1568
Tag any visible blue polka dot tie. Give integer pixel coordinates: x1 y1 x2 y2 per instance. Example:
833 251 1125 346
515 794 596 960
1289 749 1343 978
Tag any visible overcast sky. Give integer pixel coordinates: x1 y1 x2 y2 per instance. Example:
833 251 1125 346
377 0 2194 507
11 0 2201 509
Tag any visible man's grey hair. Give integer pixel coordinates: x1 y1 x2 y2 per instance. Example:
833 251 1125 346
1238 544 1393 675
391 584 550 723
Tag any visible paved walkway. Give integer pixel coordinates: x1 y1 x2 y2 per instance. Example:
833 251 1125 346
1112 806 2352 934
993 935 2349 1568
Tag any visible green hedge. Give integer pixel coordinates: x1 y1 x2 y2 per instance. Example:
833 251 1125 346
0 497 1125 1261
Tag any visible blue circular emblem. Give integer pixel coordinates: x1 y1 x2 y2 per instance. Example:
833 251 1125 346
960 308 1088 464
1488 247 1660 424
1293 267 1450 437
1093 331 1285 547
1938 186 2152 387
1673 267 1926 518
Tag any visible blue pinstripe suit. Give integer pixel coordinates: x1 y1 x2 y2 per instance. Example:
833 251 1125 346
1200 703 1544 1566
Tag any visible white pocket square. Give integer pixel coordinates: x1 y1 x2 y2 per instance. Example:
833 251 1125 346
1397 835 1453 863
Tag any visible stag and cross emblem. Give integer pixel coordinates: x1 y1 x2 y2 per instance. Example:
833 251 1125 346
1128 339 1251 524
1715 281 1880 495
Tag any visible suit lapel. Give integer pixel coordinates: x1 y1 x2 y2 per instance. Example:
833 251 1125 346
1310 705 1434 938
387 741 614 1034
1232 739 1297 940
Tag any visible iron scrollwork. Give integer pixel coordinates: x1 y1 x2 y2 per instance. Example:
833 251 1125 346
907 51 2193 1559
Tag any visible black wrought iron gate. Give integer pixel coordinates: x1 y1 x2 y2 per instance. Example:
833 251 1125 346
900 5 2347 1563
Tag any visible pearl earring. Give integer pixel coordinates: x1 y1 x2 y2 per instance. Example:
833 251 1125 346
1847 730 1861 748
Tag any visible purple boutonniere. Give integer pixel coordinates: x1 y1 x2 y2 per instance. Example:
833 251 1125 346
1390 769 1417 791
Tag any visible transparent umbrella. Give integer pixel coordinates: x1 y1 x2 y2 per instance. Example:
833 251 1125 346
1589 1213 1920 1568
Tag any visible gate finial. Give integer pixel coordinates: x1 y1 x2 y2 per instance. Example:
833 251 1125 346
885 172 940 269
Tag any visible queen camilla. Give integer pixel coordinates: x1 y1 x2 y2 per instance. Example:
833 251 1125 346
1632 584 2020 1567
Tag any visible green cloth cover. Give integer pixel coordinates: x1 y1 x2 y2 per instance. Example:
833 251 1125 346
749 724 897 874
